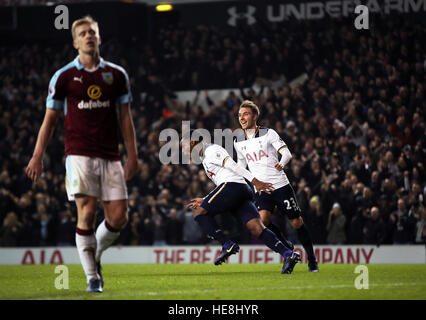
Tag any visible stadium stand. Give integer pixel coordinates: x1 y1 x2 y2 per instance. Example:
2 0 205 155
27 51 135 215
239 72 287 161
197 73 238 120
0 12 425 247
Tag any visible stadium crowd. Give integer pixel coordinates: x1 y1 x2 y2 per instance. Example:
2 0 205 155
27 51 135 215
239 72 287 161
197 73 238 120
0 15 425 247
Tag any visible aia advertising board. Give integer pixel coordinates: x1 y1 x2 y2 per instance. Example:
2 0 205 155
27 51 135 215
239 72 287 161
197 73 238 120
0 245 424 265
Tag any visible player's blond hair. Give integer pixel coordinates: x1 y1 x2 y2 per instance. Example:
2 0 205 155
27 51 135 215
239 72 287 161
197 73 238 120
71 16 99 40
239 100 260 117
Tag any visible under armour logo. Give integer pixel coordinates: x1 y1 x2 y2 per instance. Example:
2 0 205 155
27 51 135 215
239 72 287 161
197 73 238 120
227 6 256 27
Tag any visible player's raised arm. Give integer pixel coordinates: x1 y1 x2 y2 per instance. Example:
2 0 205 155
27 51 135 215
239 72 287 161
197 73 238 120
119 102 139 180
25 108 60 182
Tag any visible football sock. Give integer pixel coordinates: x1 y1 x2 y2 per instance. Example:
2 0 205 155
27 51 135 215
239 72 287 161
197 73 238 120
95 219 120 263
259 228 292 259
297 224 316 262
75 228 98 283
267 222 292 250
194 214 228 245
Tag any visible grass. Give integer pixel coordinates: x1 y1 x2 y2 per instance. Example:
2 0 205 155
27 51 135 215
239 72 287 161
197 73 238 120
0 263 425 300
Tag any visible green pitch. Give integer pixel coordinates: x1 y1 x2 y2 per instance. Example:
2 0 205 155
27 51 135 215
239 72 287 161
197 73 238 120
0 264 425 300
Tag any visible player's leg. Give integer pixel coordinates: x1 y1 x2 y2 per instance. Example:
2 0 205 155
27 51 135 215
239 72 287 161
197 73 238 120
193 206 239 265
193 206 229 245
289 216 318 271
95 159 129 285
195 183 242 265
96 199 128 262
66 155 103 292
279 184 318 271
195 183 234 246
74 194 102 291
242 207 300 274
242 203 292 256
259 209 294 250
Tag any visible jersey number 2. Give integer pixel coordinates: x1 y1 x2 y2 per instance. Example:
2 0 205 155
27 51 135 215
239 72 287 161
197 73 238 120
284 198 301 212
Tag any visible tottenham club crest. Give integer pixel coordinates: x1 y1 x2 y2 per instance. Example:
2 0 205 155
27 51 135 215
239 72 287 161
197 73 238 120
102 72 113 85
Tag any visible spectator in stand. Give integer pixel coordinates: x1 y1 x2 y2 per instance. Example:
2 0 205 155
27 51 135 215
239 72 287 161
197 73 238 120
389 198 418 244
56 210 76 246
363 206 386 246
304 195 327 244
0 15 424 246
0 212 21 247
326 203 346 245
165 208 183 245
415 205 426 244
178 202 204 244
129 211 143 245
152 206 167 246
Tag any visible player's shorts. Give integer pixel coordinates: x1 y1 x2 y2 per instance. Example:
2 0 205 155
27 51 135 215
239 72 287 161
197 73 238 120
65 155 128 201
255 183 301 220
200 182 260 226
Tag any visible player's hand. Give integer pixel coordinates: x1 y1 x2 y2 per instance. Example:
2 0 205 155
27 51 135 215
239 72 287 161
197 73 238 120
25 156 43 182
185 198 203 210
274 163 284 171
252 178 274 194
124 156 139 181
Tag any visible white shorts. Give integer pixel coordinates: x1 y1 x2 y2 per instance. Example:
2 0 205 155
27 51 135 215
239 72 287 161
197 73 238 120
65 155 128 201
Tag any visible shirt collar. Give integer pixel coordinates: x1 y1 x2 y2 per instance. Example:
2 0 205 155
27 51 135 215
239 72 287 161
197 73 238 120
244 126 260 139
74 55 105 70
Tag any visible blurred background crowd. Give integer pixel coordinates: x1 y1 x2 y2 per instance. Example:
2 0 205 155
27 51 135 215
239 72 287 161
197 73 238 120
0 15 425 247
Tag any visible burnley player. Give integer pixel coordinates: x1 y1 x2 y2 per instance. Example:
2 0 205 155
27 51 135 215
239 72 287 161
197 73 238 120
182 136 300 274
234 100 319 272
25 16 139 292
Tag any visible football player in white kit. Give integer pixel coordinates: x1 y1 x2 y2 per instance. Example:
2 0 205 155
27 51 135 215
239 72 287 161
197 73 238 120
234 100 319 272
182 134 300 274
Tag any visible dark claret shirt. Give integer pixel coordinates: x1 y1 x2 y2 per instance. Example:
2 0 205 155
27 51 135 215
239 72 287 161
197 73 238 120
47 56 132 160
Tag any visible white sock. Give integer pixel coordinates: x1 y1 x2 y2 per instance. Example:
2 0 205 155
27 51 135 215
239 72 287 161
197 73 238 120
75 230 98 284
95 220 120 263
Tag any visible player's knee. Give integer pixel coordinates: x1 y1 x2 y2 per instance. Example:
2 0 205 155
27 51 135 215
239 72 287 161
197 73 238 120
246 219 265 238
290 217 304 229
259 211 271 226
109 212 128 230
78 211 97 229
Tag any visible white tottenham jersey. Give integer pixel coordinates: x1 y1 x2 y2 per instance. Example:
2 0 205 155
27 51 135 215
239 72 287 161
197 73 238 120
201 143 246 186
234 127 290 190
